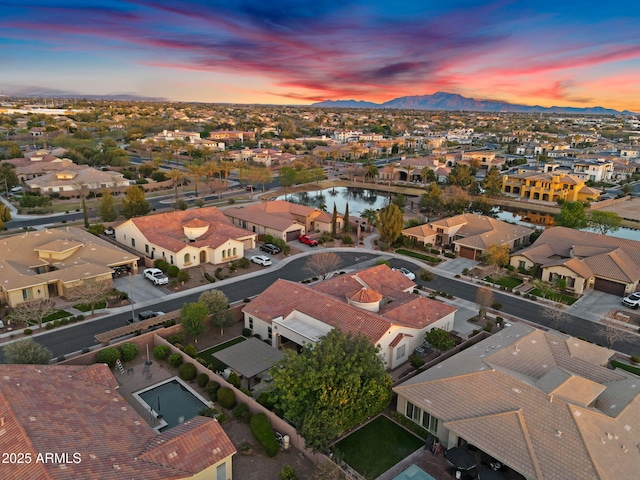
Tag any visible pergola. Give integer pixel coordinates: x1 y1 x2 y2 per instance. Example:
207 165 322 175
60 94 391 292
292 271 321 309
213 337 284 388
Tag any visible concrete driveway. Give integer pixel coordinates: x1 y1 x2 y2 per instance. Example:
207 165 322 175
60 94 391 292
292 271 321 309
432 258 479 276
114 274 169 305
568 289 627 323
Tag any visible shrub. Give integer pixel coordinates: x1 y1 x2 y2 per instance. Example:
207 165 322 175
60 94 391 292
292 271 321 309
239 387 252 397
279 464 298 480
76 314 85 321
232 403 251 422
491 302 503 310
53 320 61 327
227 371 241 388
197 373 210 387
167 265 179 278
204 272 216 283
238 257 251 269
168 352 183 368
96 347 121 368
250 413 279 457
215 268 224 280
179 362 197 381
205 380 221 394
342 234 353 245
45 323 54 330
409 354 425 369
242 328 252 337
182 344 198 358
495 317 504 325
217 387 236 409
119 342 139 362
152 345 170 360
177 270 190 283
167 333 185 345
630 356 640 364
483 322 494 332
57 355 66 362
154 259 170 272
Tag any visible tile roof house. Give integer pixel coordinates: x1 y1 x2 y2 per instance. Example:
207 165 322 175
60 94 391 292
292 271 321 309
26 165 131 194
510 226 640 296
394 323 640 480
0 364 236 480
223 200 344 241
114 206 256 268
428 214 534 260
502 168 601 203
242 264 457 369
0 227 138 308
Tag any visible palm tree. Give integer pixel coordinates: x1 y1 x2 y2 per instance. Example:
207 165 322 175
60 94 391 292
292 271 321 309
168 168 185 201
186 162 205 197
366 164 379 183
204 161 219 192
360 208 378 232
219 160 234 187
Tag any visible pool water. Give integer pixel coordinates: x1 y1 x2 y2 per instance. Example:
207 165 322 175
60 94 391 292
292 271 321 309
136 378 209 430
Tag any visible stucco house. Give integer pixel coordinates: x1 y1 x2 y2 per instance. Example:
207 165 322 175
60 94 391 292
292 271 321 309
0 364 236 480
394 322 640 480
114 206 256 268
510 226 640 296
0 227 138 308
429 214 534 260
502 168 601 203
26 165 130 194
401 224 438 246
242 264 457 369
223 200 343 241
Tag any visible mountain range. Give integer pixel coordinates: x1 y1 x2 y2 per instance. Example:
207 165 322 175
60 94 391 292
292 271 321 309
311 92 636 115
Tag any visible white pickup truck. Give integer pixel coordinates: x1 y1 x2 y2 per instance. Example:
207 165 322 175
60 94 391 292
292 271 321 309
143 268 169 286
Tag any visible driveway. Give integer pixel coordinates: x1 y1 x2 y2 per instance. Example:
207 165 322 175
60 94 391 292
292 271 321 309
431 258 479 276
114 274 169 305
569 289 627 323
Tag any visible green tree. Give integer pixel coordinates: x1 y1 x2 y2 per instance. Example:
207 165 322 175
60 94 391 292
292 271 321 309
168 168 185 200
180 301 208 343
419 184 443 214
425 328 455 352
0 163 19 192
82 198 89 228
376 203 404 245
359 208 377 231
331 203 338 235
482 167 503 196
343 202 350 232
0 203 11 230
198 289 233 336
483 244 510 270
588 210 622 235
447 164 475 187
392 193 407 209
555 201 588 229
120 186 151 219
470 197 493 216
421 166 436 183
3 338 52 364
98 189 118 222
279 166 297 193
271 329 392 451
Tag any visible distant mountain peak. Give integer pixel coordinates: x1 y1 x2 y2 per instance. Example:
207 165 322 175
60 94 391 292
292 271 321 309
312 92 634 114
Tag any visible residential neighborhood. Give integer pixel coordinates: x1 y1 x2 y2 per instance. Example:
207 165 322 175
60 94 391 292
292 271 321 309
1 97 640 480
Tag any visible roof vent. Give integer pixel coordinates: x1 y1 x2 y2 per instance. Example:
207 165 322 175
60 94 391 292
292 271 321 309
555 430 563 438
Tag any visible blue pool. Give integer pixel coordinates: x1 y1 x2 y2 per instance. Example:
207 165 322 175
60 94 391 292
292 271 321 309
135 378 209 431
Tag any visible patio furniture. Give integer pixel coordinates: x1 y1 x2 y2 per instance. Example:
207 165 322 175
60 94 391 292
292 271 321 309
446 447 477 471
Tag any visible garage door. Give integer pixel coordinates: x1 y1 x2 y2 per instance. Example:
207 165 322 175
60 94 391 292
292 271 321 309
286 229 302 241
459 246 477 260
594 277 626 296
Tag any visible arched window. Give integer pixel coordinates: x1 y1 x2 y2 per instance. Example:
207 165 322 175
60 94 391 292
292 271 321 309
184 253 190 264
227 248 231 257
222 250 226 259
232 247 237 256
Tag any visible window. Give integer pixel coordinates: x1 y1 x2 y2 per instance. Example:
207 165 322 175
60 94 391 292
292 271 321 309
145 244 149 253
249 317 253 329
422 412 438 433
184 253 190 264
131 238 135 247
233 247 237 256
396 344 406 360
22 288 33 301
268 326 272 340
405 401 421 422
222 250 226 259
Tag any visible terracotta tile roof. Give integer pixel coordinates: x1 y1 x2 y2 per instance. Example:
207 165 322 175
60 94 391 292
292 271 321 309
430 214 533 250
0 364 234 480
389 333 413 347
402 224 437 239
347 287 383 303
394 324 640 480
223 204 302 231
123 207 255 252
314 264 415 297
0 227 138 291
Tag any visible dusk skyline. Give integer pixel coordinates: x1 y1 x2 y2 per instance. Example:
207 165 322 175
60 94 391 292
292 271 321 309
2 0 640 111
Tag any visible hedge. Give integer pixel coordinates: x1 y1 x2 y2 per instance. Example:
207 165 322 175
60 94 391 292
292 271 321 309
217 387 236 409
197 373 210 387
179 362 197 381
250 413 280 457
96 347 121 368
153 345 171 360
119 343 139 362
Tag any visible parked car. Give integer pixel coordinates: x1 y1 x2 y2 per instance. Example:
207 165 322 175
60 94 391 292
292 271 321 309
251 255 272 267
622 292 640 309
260 243 281 254
104 227 115 235
130 310 165 323
143 268 169 285
392 267 416 280
298 234 318 246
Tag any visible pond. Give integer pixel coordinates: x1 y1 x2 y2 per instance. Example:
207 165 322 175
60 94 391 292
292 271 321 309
277 186 397 215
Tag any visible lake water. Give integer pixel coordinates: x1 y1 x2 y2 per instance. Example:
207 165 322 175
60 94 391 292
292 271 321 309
277 186 395 215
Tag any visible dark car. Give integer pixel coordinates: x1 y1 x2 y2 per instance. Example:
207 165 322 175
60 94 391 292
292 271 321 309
260 243 281 254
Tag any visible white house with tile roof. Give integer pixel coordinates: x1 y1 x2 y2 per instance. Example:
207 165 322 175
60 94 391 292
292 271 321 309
394 322 640 480
242 264 457 369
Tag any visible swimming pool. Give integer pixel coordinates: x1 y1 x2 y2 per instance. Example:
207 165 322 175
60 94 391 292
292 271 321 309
134 377 209 432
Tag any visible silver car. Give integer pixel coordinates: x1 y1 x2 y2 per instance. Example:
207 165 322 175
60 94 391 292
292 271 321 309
622 293 640 309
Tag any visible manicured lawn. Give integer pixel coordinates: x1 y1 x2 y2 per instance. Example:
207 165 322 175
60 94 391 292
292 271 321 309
198 336 246 370
611 360 640 376
334 415 424 480
42 310 73 323
73 300 107 312
396 249 443 264
529 289 578 305
484 276 523 289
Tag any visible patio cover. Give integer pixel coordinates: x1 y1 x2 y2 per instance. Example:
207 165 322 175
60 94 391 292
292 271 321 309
213 337 284 378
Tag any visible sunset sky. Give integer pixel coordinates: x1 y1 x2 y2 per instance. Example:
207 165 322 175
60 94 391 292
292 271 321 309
2 0 640 111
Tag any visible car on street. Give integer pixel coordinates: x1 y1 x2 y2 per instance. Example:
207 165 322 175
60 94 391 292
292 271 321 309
393 267 416 280
260 243 281 254
143 268 169 285
103 227 115 235
130 310 165 323
622 292 640 309
251 255 272 267
298 234 318 246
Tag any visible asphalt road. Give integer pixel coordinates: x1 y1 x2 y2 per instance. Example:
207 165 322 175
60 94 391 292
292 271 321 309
2 253 638 362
